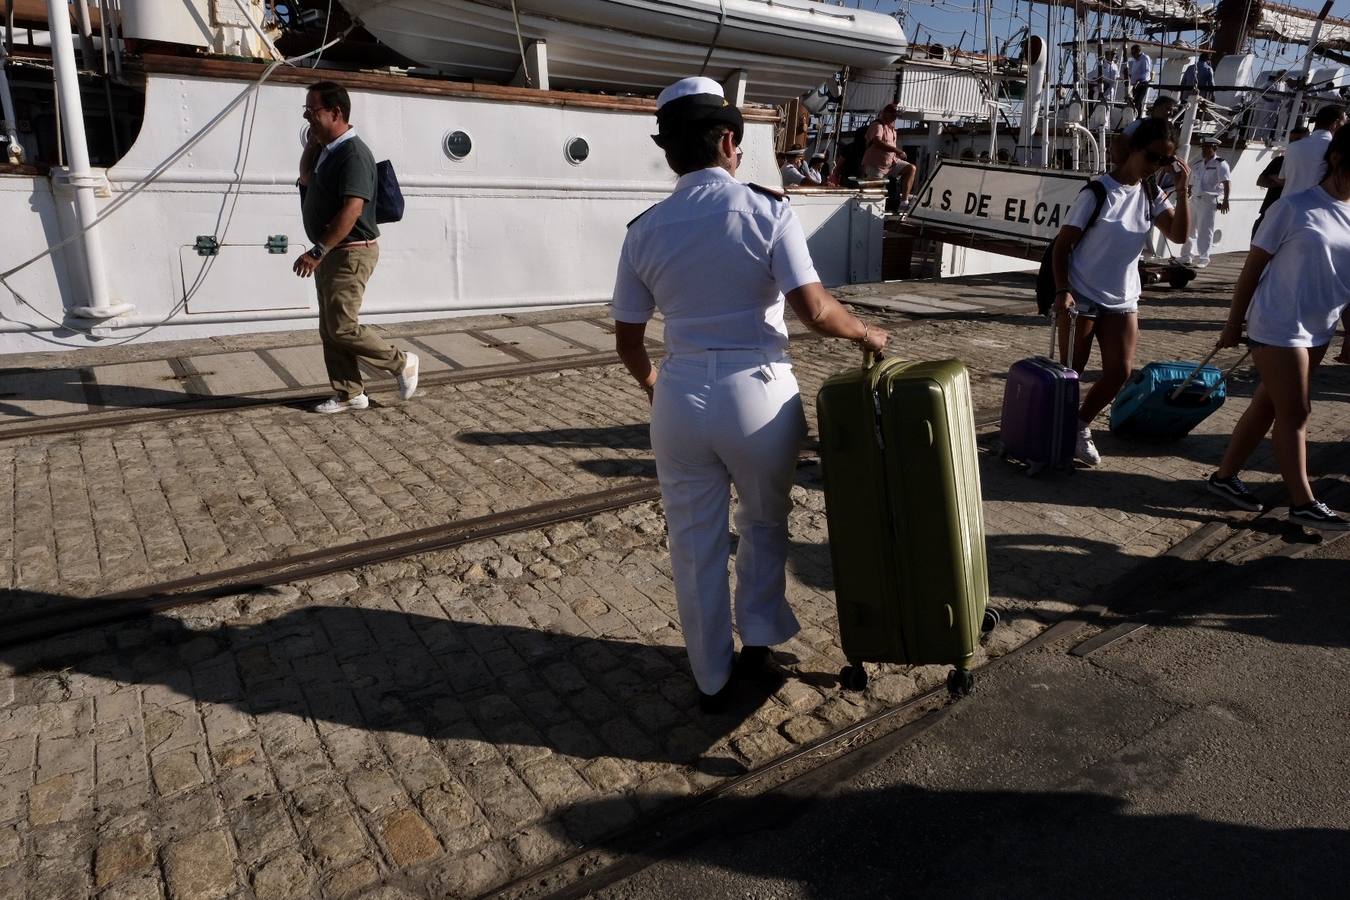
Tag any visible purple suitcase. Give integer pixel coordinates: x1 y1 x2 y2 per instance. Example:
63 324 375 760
997 319 1080 475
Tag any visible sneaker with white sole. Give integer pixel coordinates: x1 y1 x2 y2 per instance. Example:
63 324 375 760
314 393 369 414
1288 501 1350 531
1207 473 1263 512
1075 425 1100 466
397 352 420 401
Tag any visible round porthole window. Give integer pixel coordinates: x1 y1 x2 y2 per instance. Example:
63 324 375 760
443 130 473 160
565 137 590 165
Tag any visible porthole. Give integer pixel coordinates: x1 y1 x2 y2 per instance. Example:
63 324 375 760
565 136 590 165
443 130 473 160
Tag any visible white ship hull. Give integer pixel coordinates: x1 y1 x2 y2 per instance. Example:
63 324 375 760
0 61 884 354
340 0 907 102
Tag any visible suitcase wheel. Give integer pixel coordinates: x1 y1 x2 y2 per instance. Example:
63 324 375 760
946 668 975 698
839 664 868 692
981 607 1001 634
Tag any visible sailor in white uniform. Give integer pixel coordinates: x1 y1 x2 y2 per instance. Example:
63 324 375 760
1182 137 1231 267
612 77 889 712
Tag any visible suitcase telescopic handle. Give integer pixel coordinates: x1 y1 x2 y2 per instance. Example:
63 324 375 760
1167 348 1252 400
1048 307 1077 362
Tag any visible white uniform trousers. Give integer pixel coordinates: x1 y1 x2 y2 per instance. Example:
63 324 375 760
650 351 807 694
1183 194 1219 266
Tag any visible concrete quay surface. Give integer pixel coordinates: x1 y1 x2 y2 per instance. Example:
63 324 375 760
1 253 1347 899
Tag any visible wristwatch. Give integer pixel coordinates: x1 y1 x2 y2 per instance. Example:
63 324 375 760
307 244 327 261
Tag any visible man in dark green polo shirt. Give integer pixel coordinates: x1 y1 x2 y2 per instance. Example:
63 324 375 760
294 80 418 413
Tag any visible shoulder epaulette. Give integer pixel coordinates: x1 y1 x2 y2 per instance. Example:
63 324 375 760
747 183 789 202
627 203 659 228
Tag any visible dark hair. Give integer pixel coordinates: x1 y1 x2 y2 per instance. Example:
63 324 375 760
1125 116 1176 153
307 81 351 121
1325 124 1350 174
663 124 733 175
1314 104 1345 130
1290 126 1310 138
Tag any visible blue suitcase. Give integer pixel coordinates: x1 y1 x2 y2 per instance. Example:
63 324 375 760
1110 349 1249 438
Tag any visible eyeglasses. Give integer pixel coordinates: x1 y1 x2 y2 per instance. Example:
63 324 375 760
1144 150 1176 166
734 148 744 161
303 105 328 113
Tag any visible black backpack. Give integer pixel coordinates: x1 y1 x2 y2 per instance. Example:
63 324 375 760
839 124 870 183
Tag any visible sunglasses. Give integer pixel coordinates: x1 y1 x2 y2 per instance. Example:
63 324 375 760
1144 150 1176 166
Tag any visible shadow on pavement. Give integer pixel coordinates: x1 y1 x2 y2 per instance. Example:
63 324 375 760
568 783 1350 899
457 424 652 451
0 599 782 772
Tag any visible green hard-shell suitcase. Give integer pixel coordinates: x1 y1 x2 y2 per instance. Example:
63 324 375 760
816 353 995 696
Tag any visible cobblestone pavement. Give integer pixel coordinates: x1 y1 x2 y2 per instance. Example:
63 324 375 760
2 255 1349 898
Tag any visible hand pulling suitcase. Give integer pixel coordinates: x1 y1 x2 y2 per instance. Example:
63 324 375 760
816 353 995 697
1109 347 1250 439
996 315 1081 475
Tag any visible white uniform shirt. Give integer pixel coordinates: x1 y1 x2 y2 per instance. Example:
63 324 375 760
1196 156 1231 197
780 163 807 187
1090 60 1120 99
612 167 820 355
1280 128 1333 198
1129 53 1152 85
1064 174 1172 310
1248 186 1350 347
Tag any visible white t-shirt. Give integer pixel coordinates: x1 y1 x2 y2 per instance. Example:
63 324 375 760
1280 129 1332 198
1248 186 1350 347
1064 174 1172 310
612 167 819 355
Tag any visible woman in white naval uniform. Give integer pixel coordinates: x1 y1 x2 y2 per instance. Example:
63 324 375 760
612 77 888 712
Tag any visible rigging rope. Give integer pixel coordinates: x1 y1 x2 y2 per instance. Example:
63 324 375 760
698 0 730 77
509 0 532 87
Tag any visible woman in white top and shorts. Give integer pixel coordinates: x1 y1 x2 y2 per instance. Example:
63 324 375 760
1050 117 1192 464
1207 126 1350 531
612 77 889 712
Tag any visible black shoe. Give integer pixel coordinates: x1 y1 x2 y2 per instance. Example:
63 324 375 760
1288 501 1350 532
698 680 736 714
734 645 772 677
1207 473 1263 512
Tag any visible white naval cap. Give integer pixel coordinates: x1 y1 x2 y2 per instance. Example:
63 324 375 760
656 76 726 110
652 76 744 148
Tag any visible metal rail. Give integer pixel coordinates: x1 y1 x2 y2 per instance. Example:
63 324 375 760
3 406 1004 648
0 349 642 442
1 480 664 647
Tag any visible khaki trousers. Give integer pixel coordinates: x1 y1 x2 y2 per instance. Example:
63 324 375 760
315 244 404 400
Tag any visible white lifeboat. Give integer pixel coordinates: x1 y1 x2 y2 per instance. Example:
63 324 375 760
340 0 907 101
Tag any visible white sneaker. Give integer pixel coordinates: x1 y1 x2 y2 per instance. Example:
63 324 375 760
1075 424 1101 466
397 352 420 401
314 393 369 414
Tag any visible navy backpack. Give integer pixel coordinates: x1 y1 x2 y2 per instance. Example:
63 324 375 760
374 159 404 224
